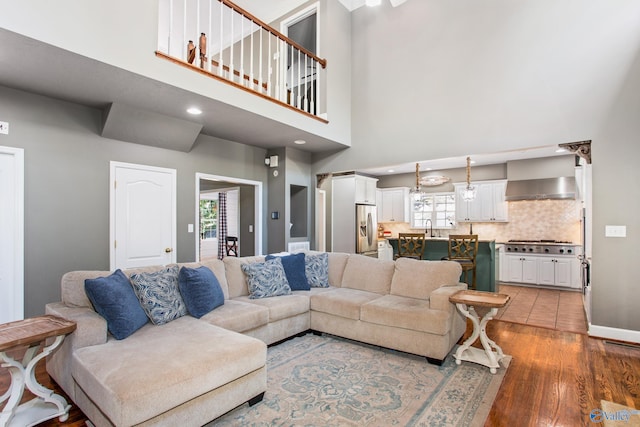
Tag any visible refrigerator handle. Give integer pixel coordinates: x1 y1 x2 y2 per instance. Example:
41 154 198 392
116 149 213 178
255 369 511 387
367 212 373 246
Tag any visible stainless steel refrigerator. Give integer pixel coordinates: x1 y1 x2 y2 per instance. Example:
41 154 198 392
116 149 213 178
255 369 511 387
356 204 378 257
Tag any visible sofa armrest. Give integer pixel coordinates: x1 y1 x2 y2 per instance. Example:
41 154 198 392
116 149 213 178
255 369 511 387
429 283 468 312
46 302 108 349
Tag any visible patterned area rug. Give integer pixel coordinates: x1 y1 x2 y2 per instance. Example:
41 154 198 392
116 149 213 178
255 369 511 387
211 333 510 426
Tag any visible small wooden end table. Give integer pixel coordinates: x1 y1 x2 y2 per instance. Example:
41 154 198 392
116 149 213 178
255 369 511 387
449 290 510 374
0 315 76 427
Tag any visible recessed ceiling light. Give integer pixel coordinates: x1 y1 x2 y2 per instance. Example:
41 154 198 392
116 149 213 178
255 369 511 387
294 139 306 145
469 160 476 165
556 148 567 153
186 107 202 115
387 169 395 173
424 167 433 171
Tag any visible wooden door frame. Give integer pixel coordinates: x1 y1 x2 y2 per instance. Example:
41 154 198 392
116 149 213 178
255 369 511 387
109 161 177 270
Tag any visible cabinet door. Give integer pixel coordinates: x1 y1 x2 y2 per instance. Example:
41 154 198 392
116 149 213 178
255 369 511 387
506 256 524 282
355 176 377 204
390 189 406 222
478 184 494 221
554 258 573 287
380 191 394 221
521 257 538 284
492 181 508 221
538 258 556 285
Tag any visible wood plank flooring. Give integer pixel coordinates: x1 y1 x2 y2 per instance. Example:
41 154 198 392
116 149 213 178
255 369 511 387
1 287 638 426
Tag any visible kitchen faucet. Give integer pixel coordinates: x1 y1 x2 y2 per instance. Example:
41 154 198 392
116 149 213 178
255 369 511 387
425 219 434 238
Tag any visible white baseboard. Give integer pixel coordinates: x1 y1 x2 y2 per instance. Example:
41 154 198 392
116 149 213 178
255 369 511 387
588 323 640 344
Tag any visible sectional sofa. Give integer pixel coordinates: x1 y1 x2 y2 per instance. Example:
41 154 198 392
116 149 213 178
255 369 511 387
45 251 467 427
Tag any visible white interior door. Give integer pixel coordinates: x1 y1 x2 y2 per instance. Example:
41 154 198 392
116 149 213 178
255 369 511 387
0 147 24 323
110 162 176 270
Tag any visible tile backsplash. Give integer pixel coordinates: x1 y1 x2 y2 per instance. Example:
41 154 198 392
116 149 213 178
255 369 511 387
380 199 581 243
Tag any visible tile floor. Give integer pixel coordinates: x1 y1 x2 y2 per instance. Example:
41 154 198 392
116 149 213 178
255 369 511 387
493 283 588 334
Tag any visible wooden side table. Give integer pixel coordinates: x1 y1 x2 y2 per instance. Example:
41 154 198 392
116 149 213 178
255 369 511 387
449 290 510 374
0 315 76 427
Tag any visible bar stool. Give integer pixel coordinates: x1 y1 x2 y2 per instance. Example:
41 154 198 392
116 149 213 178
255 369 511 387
394 233 426 260
445 234 478 289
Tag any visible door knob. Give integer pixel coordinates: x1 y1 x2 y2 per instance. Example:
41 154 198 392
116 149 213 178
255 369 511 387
165 248 173 253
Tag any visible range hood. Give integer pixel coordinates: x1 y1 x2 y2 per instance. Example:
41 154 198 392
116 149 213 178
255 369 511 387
505 177 576 201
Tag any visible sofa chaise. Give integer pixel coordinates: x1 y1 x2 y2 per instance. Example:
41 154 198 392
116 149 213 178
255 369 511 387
45 251 467 426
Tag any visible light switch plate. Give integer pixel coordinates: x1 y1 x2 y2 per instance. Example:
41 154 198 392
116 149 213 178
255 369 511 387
605 225 626 237
0 121 8 135
188 223 194 233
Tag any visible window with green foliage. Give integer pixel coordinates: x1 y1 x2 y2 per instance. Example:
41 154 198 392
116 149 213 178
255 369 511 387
200 199 217 239
410 192 456 229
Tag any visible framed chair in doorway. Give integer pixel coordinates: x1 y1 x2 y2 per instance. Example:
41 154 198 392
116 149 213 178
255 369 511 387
225 236 239 257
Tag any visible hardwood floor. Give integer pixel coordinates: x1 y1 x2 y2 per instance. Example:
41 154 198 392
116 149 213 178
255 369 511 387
2 288 638 426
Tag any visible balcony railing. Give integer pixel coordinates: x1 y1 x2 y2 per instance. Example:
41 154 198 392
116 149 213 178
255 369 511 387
157 0 327 120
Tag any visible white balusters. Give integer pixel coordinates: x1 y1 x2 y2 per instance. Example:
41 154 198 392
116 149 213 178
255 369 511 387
158 0 325 117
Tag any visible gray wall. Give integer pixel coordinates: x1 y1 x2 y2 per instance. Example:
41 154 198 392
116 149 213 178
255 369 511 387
0 85 269 317
311 0 640 334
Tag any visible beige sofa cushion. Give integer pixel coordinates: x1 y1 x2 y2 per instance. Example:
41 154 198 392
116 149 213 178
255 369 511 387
360 294 451 335
234 294 310 322
390 259 462 300
224 256 266 298
71 317 266 427
340 254 395 294
327 252 349 287
310 288 382 320
200 299 269 332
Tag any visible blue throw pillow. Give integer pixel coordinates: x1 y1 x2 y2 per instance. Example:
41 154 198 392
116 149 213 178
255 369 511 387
241 257 292 299
305 252 330 288
85 269 148 340
265 253 310 291
130 266 187 325
178 266 225 318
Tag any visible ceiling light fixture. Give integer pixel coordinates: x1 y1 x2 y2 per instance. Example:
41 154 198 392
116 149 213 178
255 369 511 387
186 107 202 115
409 163 426 202
294 139 306 145
462 156 477 201
365 0 382 6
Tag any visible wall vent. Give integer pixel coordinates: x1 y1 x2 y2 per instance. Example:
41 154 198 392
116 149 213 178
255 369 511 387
288 241 310 253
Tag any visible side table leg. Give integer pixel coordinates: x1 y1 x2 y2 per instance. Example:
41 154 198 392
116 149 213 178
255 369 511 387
478 307 502 374
453 303 479 365
24 335 71 422
0 346 37 427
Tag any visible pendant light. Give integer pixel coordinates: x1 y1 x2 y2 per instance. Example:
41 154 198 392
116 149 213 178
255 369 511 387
409 163 426 204
462 156 477 201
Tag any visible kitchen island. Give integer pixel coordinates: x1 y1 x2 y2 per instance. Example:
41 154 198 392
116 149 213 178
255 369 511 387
387 237 497 292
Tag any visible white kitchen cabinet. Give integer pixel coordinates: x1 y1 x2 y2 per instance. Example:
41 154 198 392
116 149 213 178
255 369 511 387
454 180 508 222
377 187 409 222
506 255 538 284
354 175 377 204
538 257 578 288
506 254 580 288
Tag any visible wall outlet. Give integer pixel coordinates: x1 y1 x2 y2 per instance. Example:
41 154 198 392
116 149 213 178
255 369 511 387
0 121 8 135
605 225 626 238
187 224 194 233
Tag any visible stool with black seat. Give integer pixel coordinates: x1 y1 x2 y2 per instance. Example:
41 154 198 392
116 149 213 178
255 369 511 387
225 236 239 257
444 234 478 290
394 233 426 260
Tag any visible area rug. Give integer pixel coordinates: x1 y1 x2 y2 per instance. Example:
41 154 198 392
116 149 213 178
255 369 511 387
211 333 510 426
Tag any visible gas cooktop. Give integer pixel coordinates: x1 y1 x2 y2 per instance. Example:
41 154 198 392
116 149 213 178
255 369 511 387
505 240 578 255
508 239 574 244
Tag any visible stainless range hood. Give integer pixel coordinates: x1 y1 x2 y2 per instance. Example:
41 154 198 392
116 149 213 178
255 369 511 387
505 177 576 201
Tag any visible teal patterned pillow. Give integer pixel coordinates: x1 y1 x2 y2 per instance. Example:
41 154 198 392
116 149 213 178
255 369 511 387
241 258 292 299
305 253 330 288
130 266 187 325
